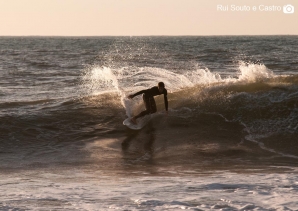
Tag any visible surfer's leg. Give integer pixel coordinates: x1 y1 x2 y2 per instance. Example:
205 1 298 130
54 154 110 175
135 95 151 119
134 110 150 119
148 97 157 114
131 110 149 124
131 94 150 123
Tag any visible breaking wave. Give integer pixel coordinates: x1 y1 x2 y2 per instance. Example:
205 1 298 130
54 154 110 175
78 61 298 159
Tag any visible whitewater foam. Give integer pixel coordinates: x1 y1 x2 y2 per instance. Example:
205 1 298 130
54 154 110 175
237 61 275 82
1 169 298 210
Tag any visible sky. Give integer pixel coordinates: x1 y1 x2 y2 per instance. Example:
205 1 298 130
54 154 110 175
0 0 297 36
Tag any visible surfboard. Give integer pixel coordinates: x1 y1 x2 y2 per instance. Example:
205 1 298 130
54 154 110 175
123 116 151 130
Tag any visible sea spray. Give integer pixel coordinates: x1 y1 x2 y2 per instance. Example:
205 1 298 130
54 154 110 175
80 66 134 116
237 61 274 82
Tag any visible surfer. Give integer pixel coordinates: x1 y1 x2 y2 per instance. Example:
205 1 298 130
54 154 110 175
128 82 168 124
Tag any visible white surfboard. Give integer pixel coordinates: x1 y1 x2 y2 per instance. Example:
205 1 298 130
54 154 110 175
123 116 151 130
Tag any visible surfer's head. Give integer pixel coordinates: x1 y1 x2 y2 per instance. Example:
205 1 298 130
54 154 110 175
158 82 165 93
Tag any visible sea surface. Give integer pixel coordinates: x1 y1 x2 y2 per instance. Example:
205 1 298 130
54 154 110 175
0 36 298 210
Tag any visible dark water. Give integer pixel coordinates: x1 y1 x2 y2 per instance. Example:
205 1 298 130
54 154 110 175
0 36 298 171
1 36 298 211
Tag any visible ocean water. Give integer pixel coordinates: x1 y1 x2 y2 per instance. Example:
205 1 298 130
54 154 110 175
0 36 298 210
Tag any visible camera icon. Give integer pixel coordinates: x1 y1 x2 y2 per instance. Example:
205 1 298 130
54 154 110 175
283 5 294 13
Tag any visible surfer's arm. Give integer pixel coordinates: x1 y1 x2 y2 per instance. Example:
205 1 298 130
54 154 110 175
128 90 146 99
164 91 168 111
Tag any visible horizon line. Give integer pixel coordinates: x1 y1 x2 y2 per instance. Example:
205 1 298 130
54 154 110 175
0 34 297 37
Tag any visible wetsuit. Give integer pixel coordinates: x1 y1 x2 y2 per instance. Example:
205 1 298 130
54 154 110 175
132 86 168 119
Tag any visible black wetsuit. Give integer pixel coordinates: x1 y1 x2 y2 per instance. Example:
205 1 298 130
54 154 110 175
132 86 168 119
